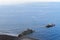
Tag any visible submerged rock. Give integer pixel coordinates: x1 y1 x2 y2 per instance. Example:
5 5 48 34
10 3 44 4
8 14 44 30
46 24 55 28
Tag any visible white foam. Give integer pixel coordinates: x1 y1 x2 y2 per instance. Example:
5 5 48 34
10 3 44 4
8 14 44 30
0 32 18 36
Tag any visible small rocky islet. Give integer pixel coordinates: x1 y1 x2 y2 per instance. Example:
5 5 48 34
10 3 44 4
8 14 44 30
45 24 55 28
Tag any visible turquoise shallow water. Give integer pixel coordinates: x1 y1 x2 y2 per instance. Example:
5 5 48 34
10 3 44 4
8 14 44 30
0 2 60 40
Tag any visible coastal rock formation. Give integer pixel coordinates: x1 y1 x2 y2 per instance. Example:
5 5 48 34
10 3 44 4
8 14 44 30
0 29 37 40
18 29 34 37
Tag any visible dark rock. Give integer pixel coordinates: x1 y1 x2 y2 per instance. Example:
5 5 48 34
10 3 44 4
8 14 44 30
18 29 34 37
0 35 18 40
0 29 37 40
46 24 55 28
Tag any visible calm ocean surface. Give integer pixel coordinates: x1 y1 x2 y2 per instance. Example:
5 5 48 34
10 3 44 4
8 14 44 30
0 2 60 40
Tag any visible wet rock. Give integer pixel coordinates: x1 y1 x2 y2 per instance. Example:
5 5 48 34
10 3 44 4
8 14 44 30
18 29 34 37
0 35 18 40
46 24 55 28
0 35 37 40
0 29 37 40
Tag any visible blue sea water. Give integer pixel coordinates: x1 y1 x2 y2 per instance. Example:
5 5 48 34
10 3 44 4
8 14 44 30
0 2 60 40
